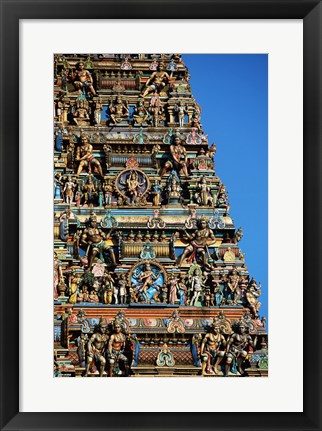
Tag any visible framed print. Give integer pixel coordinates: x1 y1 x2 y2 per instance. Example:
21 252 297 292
1 1 321 431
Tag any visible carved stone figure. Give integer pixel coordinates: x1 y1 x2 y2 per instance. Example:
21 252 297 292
107 319 129 377
76 135 103 177
178 218 216 267
133 100 150 125
94 98 103 125
109 97 129 124
161 135 189 178
188 267 205 306
85 317 109 377
195 177 213 206
201 324 226 375
80 213 116 269
225 320 256 376
72 61 96 96
142 62 170 98
246 279 262 318
174 100 188 127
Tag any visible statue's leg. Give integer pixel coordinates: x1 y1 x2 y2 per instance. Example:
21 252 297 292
178 246 192 267
108 358 115 377
88 249 98 269
77 161 85 176
214 352 224 375
85 355 93 376
237 352 247 375
201 354 207 376
99 356 106 377
225 354 232 376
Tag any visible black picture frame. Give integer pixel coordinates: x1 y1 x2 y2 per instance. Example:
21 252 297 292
0 1 321 430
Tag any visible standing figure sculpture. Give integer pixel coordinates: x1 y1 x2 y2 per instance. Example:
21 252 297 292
81 213 116 269
178 218 216 267
225 321 256 376
228 269 241 304
189 268 205 306
63 176 76 205
71 61 96 96
85 317 109 377
94 98 103 125
195 177 213 206
174 100 188 127
246 279 262 318
76 135 103 177
125 170 145 204
168 274 178 304
201 324 226 375
107 319 129 377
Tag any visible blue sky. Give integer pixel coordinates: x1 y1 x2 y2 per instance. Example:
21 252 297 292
183 54 268 321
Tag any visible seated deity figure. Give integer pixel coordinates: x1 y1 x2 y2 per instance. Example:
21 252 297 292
109 97 129 124
225 321 256 376
76 135 103 177
71 61 96 96
85 317 109 377
107 319 129 377
80 213 116 269
141 62 170 98
133 100 150 125
201 324 226 376
161 135 189 178
178 218 216 267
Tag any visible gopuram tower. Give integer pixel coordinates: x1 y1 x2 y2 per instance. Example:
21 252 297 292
53 54 268 377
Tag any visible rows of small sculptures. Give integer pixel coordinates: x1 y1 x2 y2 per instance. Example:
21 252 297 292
54 133 219 208
54 211 261 316
55 258 261 315
54 55 203 128
55 310 266 377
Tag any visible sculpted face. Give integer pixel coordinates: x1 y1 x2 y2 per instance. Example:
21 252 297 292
213 325 220 335
100 324 107 334
115 324 121 333
78 62 84 70
201 219 207 228
239 324 246 334
90 218 97 228
174 137 181 145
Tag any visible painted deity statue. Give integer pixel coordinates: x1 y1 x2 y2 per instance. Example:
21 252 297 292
107 319 129 377
161 135 189 178
94 98 103 125
76 135 103 177
85 317 109 377
133 100 150 125
80 213 116 269
109 97 129 124
179 218 216 267
225 321 256 376
63 176 76 205
71 61 96 96
195 177 213 206
141 62 170 98
201 324 226 375
174 100 188 127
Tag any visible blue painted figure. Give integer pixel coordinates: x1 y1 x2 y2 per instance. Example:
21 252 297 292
132 262 164 303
